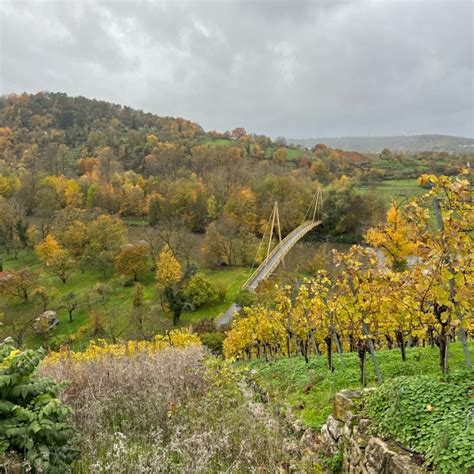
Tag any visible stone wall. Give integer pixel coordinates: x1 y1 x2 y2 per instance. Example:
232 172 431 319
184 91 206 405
321 389 426 473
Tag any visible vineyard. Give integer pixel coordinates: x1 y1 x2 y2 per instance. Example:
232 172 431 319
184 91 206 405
225 173 473 383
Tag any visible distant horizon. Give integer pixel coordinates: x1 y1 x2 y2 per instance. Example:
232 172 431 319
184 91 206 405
290 133 474 140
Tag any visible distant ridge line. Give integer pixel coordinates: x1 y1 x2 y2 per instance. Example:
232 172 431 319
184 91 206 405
287 134 474 153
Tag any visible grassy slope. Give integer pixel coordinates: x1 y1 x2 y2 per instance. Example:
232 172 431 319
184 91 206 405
245 342 474 430
0 249 251 347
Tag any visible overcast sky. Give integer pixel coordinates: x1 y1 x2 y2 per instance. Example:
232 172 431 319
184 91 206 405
0 0 473 138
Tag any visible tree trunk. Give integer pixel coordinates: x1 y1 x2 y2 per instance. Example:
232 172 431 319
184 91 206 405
438 328 449 375
310 331 321 357
427 327 435 348
303 335 309 364
395 330 406 361
349 334 356 352
449 278 472 369
358 343 367 386
325 335 333 372
362 321 383 383
331 329 346 369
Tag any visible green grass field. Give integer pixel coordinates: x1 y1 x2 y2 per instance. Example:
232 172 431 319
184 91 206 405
200 138 235 147
245 342 474 430
358 178 426 205
285 148 305 161
0 249 251 347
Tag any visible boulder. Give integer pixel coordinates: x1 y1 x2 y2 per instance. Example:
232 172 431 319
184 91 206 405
34 311 59 332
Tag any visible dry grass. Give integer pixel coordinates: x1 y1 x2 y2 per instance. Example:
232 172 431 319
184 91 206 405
40 347 302 473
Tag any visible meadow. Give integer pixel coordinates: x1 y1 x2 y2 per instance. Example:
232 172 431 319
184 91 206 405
357 178 426 205
0 247 251 348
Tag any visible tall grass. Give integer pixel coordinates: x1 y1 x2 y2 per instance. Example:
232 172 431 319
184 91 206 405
41 347 300 472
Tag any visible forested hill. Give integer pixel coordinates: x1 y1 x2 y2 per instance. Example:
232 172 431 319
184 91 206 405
0 92 205 143
289 135 474 153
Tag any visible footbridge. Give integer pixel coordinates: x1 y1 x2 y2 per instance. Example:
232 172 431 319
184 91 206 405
216 188 323 327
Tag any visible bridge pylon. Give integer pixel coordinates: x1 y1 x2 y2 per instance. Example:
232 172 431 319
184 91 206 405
303 185 324 224
266 201 285 268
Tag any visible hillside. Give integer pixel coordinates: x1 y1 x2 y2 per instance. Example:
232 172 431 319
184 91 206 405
0 92 205 144
288 134 474 153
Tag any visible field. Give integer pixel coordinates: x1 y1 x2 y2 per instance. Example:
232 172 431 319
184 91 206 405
200 138 234 147
358 178 425 205
0 248 251 348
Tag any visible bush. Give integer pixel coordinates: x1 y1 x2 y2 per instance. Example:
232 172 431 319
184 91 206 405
192 319 216 333
200 332 225 355
364 371 474 473
235 289 256 308
215 281 228 302
0 339 77 471
183 273 218 309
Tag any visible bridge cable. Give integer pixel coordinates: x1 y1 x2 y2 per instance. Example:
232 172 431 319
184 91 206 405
247 205 275 281
302 188 319 224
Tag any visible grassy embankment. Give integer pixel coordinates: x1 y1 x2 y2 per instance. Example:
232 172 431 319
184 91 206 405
245 342 474 430
245 342 474 471
0 248 251 347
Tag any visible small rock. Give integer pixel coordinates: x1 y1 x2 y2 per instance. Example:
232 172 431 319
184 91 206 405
299 428 316 449
358 418 371 434
326 415 344 441
333 389 362 421
321 424 339 455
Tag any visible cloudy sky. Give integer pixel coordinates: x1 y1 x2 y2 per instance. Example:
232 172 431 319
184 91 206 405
0 0 472 138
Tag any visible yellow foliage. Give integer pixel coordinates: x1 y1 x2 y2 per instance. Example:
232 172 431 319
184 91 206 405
224 174 473 362
35 234 61 262
155 245 182 289
43 329 201 364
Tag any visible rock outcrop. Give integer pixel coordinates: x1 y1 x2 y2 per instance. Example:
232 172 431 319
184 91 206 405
321 389 425 473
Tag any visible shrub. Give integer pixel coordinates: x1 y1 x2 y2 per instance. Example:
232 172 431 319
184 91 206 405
215 281 228 302
43 328 202 364
200 332 225 355
183 273 218 309
0 339 77 471
234 289 255 308
192 319 217 334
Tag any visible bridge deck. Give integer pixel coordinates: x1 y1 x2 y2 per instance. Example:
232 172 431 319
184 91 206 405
216 220 321 327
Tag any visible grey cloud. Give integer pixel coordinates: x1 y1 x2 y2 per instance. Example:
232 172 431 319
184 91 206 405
0 0 472 138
